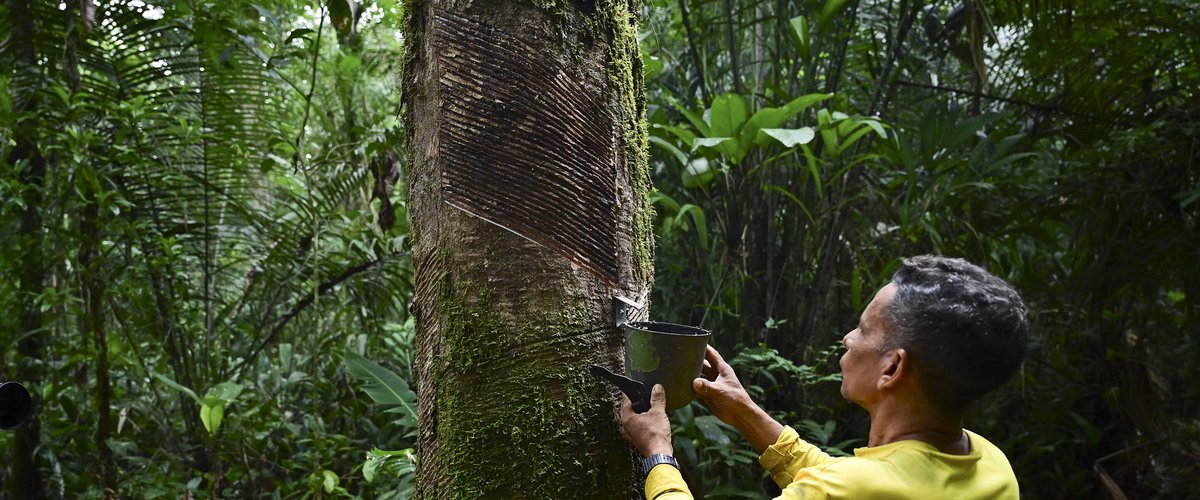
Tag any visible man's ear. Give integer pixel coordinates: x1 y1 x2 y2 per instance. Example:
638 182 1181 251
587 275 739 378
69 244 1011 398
877 348 908 390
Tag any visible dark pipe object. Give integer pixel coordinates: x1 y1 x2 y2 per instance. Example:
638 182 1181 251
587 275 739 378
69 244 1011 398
0 381 33 430
589 365 651 413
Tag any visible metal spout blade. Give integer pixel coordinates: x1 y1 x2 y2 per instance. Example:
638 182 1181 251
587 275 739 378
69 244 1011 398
588 365 651 414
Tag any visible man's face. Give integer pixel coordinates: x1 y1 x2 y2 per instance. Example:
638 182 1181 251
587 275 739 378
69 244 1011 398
839 283 897 407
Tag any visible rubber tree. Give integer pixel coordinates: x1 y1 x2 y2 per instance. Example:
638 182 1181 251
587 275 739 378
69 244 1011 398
402 0 653 497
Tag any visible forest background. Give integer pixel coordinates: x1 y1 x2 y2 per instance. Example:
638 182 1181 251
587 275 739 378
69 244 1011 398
1 0 1197 498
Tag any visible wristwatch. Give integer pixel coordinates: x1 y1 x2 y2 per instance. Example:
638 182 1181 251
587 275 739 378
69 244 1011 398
640 453 680 480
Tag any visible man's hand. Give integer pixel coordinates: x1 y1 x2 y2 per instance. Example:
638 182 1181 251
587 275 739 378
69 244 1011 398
691 345 784 453
692 345 755 426
620 384 673 457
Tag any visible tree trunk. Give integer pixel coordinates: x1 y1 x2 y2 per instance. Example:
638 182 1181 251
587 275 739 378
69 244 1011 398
65 2 116 491
402 1 652 497
6 0 47 496
80 183 116 492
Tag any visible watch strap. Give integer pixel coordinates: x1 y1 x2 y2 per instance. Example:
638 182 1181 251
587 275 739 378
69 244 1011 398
640 453 680 480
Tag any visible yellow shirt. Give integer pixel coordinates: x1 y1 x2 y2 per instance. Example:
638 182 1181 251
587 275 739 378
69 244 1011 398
645 426 1019 499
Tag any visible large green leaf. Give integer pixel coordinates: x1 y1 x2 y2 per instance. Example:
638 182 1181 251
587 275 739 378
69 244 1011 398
343 351 417 426
692 137 733 151
682 157 717 189
321 469 339 493
200 402 224 435
204 381 243 404
649 136 688 167
668 98 711 137
675 204 709 252
363 448 416 484
694 415 731 445
790 16 811 60
708 94 748 139
150 371 201 404
761 127 816 148
740 93 832 151
819 0 854 24
691 137 740 163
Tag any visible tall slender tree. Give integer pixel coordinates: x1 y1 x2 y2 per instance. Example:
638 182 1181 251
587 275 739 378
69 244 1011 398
6 0 48 496
402 0 653 496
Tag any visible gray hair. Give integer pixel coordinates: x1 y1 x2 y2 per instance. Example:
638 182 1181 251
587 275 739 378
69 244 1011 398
884 255 1029 414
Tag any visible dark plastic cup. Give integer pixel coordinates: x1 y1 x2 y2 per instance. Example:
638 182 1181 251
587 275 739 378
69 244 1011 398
623 321 711 411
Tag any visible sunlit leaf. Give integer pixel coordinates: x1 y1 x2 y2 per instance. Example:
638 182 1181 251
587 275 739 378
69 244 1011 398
682 157 716 188
692 137 733 151
200 402 224 435
322 469 339 493
204 382 243 404
642 53 664 79
761 127 815 148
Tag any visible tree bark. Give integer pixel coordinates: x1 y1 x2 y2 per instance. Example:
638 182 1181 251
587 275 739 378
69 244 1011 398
402 1 653 497
80 183 116 492
6 0 47 496
63 1 117 491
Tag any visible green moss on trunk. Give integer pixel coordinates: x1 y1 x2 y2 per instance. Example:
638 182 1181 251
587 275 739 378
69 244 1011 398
420 234 631 498
404 1 652 497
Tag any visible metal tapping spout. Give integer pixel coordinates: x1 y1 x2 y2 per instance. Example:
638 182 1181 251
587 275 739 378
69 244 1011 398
589 364 651 414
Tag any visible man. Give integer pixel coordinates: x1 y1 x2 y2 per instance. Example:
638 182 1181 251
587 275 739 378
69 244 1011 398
621 255 1028 499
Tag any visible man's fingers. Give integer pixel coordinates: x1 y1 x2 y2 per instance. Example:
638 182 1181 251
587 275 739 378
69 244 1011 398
705 345 725 366
705 345 734 376
702 346 719 380
701 359 717 380
692 378 708 398
650 384 666 408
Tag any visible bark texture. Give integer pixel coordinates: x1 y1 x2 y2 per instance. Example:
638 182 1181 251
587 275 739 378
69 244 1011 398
7 0 47 496
402 0 652 497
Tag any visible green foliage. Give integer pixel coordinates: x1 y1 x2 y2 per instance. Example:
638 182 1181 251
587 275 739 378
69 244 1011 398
671 343 849 496
730 344 842 397
339 328 418 497
200 382 243 436
642 0 1198 497
343 351 417 430
1 0 1196 497
362 447 416 487
1 0 413 496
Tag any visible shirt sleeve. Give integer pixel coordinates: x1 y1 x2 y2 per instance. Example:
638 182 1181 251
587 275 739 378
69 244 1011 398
775 473 832 500
644 464 693 499
758 426 835 489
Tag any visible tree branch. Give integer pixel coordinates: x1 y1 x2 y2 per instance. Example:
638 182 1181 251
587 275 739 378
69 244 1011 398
894 79 1062 113
293 8 326 172
895 79 1145 129
677 0 709 104
231 253 406 377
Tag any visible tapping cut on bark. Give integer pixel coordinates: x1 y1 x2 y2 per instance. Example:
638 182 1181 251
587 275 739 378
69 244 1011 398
435 11 620 287
403 1 653 497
